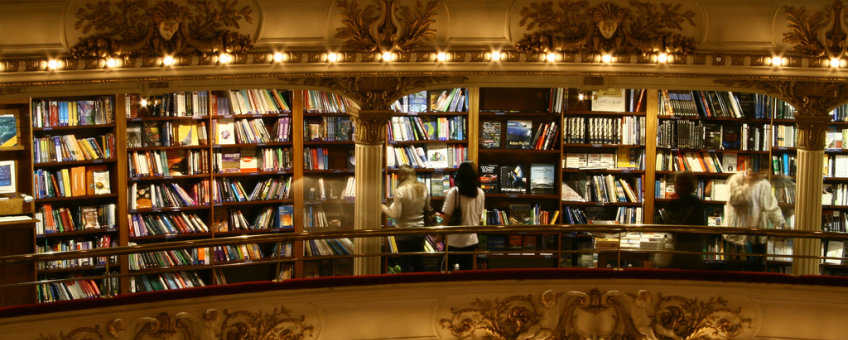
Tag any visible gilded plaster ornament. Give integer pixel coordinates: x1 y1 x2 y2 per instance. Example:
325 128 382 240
440 288 751 340
335 0 438 52
71 0 255 59
516 1 696 56
784 0 848 58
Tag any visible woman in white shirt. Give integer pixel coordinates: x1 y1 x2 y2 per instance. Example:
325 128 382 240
442 161 485 270
724 169 787 269
382 165 430 272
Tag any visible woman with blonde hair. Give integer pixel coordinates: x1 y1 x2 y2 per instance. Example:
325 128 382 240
382 165 431 272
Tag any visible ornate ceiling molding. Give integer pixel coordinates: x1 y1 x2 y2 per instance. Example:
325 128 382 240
439 288 751 340
784 0 848 59
70 0 256 59
515 1 696 56
302 76 464 110
335 0 438 53
36 307 313 340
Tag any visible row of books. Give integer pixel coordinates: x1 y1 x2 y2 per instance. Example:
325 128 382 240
214 244 266 262
215 117 291 144
32 97 114 128
660 90 795 120
218 89 291 116
826 126 848 149
130 272 206 293
303 205 348 229
128 121 208 148
33 133 115 163
385 173 453 198
655 150 726 173
304 238 354 256
34 166 111 199
36 235 114 269
503 120 558 150
823 183 848 206
137 91 211 117
391 88 469 113
304 116 353 141
214 205 294 231
564 149 645 170
37 279 105 303
832 103 848 122
614 207 643 224
822 211 848 232
303 89 355 113
561 174 642 204
384 235 444 253
771 154 796 176
562 116 644 145
305 176 355 201
304 147 330 170
386 144 467 169
36 203 116 235
212 176 292 203
128 212 210 237
129 181 208 210
215 148 290 173
480 204 558 225
825 154 848 178
129 248 205 269
772 124 796 148
388 115 466 142
129 150 209 177
588 88 647 113
655 178 729 201
479 163 555 195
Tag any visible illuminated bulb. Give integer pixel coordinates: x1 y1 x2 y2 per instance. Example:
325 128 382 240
577 93 585 101
601 54 612 63
162 55 175 66
105 58 118 68
139 98 148 107
327 52 339 63
436 52 448 62
490 51 502 61
46 59 60 70
830 58 841 68
218 53 232 64
546 53 557 62
657 53 669 63
272 52 284 62
382 51 394 61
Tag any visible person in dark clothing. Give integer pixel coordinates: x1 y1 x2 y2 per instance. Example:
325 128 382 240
663 172 707 269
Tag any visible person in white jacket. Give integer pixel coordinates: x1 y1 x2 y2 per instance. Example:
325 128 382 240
382 165 430 272
724 169 787 268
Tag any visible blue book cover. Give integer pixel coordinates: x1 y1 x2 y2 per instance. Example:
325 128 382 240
529 163 555 194
506 120 533 149
408 91 427 113
277 205 294 228
0 115 17 147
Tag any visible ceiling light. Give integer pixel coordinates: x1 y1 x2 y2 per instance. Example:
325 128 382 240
105 58 118 68
657 53 669 63
436 52 448 62
601 54 612 63
46 59 61 70
546 53 557 62
162 55 176 66
327 52 340 63
272 52 285 62
218 53 233 64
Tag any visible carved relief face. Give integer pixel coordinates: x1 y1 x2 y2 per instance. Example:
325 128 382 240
158 20 179 41
597 19 620 39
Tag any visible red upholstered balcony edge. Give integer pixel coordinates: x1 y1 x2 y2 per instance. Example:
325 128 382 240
2 268 846 318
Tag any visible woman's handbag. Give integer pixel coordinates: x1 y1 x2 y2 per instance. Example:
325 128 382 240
423 197 438 226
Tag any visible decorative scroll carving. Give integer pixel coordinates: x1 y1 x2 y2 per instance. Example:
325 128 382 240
440 288 751 339
70 0 255 59
37 326 104 340
303 76 463 110
214 307 314 340
784 1 848 58
335 0 438 52
516 1 696 55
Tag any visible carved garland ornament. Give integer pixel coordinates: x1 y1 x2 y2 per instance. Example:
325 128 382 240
784 0 848 58
335 0 438 52
516 0 696 55
71 0 255 59
37 307 313 340
440 288 751 340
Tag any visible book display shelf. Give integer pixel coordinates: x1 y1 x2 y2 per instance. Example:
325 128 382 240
383 88 470 271
300 90 356 278
0 100 37 306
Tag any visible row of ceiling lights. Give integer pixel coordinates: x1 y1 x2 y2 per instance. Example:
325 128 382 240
14 51 840 71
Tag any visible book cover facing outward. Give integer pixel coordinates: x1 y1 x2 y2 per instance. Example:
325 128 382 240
278 205 294 228
506 120 533 149
0 114 18 147
530 163 555 194
479 121 501 149
479 164 499 193
500 164 527 193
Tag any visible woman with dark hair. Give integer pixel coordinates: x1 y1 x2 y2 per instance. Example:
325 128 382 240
382 165 430 272
441 161 485 270
662 171 707 269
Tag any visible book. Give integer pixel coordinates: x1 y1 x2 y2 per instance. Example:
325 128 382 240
80 206 99 229
408 91 428 113
239 148 258 172
277 205 294 228
70 166 86 197
508 203 532 224
721 124 741 150
176 122 198 146
506 120 533 149
500 164 527 193
479 121 502 149
722 153 738 172
592 88 626 112
0 114 17 147
142 122 161 147
529 163 555 194
92 170 111 195
427 144 449 168
221 152 241 172
479 164 499 193
135 183 152 209
217 118 236 144
126 125 142 148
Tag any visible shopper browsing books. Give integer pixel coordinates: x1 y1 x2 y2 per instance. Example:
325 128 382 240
441 161 485 270
723 168 787 270
660 172 707 269
382 165 430 273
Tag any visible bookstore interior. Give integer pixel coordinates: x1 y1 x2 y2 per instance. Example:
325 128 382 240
3 1 848 338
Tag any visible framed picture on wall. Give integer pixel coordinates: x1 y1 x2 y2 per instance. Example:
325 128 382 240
0 160 16 194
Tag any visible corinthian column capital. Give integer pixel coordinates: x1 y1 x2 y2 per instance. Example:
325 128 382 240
350 109 394 145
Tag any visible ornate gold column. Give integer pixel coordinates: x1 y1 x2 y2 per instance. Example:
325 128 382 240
349 109 393 275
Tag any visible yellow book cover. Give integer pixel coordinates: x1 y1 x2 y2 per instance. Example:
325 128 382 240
177 123 198 146
60 168 72 197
